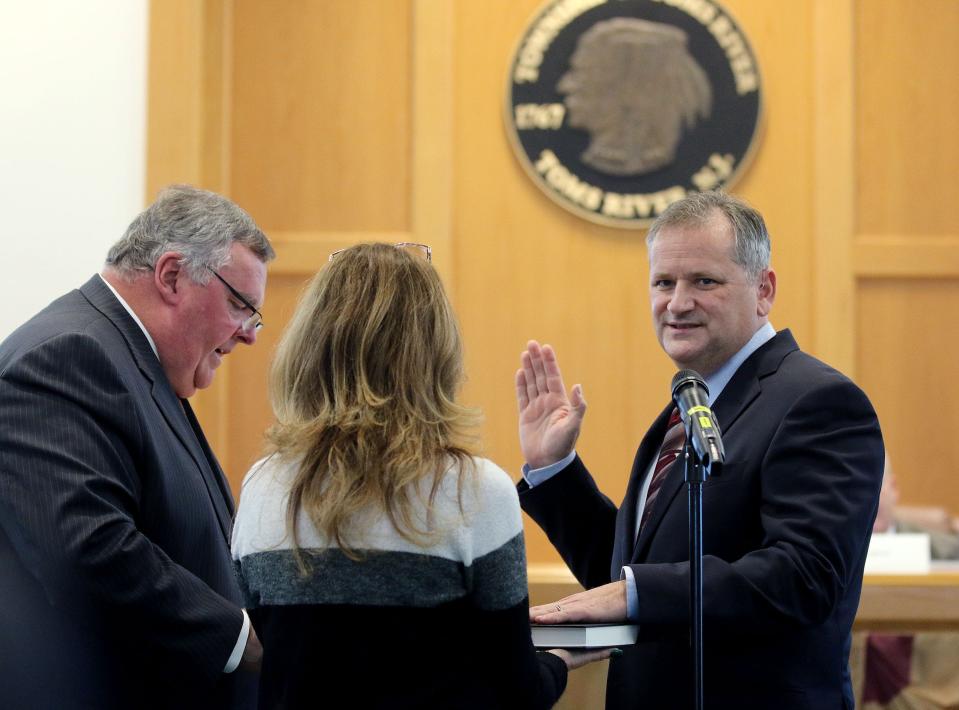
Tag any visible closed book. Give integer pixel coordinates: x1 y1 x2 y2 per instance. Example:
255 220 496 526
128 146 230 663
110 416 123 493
530 623 639 649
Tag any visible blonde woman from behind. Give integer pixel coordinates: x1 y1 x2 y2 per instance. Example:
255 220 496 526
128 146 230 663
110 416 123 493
232 243 607 709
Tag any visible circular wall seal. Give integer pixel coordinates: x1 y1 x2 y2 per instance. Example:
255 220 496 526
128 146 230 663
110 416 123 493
505 0 763 228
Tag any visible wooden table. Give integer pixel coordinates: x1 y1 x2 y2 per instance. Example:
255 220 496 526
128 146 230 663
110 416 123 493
528 562 959 708
856 563 959 631
529 562 959 631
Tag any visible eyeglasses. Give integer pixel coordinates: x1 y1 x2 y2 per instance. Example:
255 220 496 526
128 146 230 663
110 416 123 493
328 242 432 263
207 267 264 331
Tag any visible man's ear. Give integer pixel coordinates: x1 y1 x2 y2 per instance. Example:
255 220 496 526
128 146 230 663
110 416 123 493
154 252 185 305
757 268 776 317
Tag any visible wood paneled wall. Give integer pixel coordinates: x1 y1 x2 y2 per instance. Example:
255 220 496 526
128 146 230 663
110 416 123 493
147 0 959 563
853 0 959 507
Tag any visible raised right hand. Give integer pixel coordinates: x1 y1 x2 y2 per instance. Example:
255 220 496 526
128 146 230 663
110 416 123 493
516 340 586 469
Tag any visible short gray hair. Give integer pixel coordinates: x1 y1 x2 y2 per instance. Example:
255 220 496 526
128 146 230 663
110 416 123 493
105 184 275 283
646 191 770 280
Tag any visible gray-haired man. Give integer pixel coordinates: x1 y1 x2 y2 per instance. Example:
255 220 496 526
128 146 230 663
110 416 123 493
0 185 273 709
517 191 883 708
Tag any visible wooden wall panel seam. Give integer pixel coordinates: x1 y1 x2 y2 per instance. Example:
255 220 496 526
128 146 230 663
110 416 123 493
267 231 416 275
147 0 234 466
209 0 232 469
411 0 455 288
812 0 856 375
269 230 414 244
218 0 234 196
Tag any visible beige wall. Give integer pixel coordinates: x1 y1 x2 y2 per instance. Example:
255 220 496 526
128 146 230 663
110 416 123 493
0 1 146 341
148 0 959 564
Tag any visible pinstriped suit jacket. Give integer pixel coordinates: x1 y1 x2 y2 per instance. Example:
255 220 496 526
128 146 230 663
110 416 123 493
0 276 253 709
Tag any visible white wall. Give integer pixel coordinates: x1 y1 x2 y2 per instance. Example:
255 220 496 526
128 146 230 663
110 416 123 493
0 0 147 340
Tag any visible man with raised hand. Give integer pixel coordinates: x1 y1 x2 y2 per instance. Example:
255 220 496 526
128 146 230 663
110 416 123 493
516 191 883 709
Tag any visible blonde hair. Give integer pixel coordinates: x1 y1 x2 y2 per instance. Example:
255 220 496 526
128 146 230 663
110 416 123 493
267 243 479 560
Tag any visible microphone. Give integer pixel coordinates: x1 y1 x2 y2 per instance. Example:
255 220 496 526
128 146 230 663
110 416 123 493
671 369 725 471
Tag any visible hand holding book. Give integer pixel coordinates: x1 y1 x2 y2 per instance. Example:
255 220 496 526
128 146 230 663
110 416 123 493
545 645 621 670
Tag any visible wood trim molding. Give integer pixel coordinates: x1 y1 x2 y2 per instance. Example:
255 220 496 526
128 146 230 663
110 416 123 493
812 0 856 375
527 563 959 631
211 0 233 196
147 0 233 457
528 563 578 586
854 235 959 278
411 0 454 288
268 230 415 274
146 0 230 198
855 569 959 631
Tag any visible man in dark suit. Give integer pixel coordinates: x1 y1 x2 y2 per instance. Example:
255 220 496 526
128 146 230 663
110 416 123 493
0 185 274 709
516 191 884 708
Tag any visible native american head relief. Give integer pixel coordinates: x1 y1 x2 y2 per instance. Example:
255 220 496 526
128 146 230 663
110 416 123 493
557 17 712 176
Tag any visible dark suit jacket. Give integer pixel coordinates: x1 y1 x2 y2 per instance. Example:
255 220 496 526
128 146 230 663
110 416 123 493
520 331 884 709
0 276 253 709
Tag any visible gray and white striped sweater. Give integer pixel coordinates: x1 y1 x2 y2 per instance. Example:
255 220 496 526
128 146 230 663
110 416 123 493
231 455 567 709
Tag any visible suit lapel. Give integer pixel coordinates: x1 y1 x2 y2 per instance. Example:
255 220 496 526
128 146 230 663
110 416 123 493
712 329 799 439
619 404 674 566
181 398 235 518
147 382 235 543
631 330 800 562
79 275 235 544
633 455 685 562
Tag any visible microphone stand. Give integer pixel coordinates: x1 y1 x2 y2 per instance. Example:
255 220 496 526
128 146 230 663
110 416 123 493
684 442 708 710
671 369 724 709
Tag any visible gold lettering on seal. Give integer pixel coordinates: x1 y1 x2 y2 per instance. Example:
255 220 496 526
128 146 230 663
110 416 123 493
707 15 758 95
515 103 567 130
648 0 758 96
534 150 604 211
513 0 607 83
691 153 735 191
601 186 687 219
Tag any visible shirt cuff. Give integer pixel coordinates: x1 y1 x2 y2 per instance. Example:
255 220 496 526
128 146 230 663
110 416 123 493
620 566 639 622
522 450 577 487
223 609 251 673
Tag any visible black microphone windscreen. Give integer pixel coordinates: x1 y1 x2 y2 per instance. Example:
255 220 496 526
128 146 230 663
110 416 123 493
671 369 708 398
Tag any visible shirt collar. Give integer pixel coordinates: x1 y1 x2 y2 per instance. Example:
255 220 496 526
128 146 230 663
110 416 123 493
704 322 776 405
97 273 159 359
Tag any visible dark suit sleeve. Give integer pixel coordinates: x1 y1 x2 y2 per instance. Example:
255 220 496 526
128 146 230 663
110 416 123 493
0 332 242 682
519 456 620 590
630 376 883 633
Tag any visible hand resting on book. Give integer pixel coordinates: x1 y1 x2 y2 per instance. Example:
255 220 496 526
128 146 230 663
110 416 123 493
530 580 628 625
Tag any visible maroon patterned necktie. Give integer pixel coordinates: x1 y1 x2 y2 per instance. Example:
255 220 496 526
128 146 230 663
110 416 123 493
640 408 686 532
